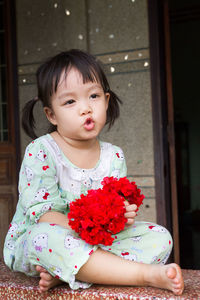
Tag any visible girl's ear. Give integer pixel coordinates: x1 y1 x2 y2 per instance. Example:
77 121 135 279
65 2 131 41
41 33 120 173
44 107 57 125
105 92 110 110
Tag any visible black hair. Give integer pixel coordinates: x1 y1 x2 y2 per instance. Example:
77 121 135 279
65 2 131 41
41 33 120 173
22 49 122 139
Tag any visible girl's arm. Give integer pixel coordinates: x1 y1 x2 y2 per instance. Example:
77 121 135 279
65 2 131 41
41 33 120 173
38 211 71 229
111 146 137 227
19 138 67 226
38 203 138 229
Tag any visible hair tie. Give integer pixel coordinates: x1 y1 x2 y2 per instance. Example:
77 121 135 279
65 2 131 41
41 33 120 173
34 96 39 102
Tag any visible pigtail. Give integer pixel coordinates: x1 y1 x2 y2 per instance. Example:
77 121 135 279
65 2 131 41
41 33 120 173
22 98 38 140
106 90 122 129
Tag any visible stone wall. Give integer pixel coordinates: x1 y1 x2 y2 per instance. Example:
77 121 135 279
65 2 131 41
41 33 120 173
16 0 156 222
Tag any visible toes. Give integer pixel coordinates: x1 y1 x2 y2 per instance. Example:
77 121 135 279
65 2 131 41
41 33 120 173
166 264 183 281
166 266 177 280
39 278 54 291
172 277 179 284
38 269 56 293
172 282 182 288
39 277 58 292
172 287 183 296
39 285 48 293
39 279 50 287
40 272 53 281
36 265 42 272
36 265 48 273
165 264 184 295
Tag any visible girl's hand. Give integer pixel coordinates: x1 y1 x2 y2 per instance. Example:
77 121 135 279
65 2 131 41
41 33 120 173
124 201 137 227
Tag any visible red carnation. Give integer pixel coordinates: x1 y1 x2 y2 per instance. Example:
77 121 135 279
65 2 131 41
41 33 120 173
101 177 144 211
68 177 144 246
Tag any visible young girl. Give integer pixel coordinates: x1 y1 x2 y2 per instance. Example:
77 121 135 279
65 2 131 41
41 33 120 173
4 49 184 295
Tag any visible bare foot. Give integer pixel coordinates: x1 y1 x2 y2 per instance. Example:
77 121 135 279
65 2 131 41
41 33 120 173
36 265 63 292
145 263 184 295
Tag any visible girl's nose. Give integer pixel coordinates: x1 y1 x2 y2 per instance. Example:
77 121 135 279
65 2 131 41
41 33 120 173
79 101 92 115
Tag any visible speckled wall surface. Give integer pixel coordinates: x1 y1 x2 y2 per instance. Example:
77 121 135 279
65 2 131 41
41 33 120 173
16 0 156 222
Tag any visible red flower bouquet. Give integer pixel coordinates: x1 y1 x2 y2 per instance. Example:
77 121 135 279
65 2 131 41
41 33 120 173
101 177 144 212
68 177 144 246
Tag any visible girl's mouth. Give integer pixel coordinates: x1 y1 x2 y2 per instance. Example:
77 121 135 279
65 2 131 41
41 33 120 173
84 118 95 131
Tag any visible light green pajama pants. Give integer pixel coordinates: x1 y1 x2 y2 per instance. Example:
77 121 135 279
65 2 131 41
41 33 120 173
11 221 172 290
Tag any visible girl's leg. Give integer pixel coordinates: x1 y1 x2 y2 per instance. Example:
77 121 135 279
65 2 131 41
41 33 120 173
106 222 173 265
38 248 184 295
36 222 184 294
76 249 184 295
13 223 97 290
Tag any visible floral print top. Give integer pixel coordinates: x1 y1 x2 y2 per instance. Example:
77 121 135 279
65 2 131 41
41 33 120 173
4 133 127 264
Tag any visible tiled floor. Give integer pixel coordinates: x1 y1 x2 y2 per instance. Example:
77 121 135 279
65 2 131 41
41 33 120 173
0 260 199 299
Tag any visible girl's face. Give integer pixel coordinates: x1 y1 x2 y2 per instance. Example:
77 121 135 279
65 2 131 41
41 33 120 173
44 67 110 143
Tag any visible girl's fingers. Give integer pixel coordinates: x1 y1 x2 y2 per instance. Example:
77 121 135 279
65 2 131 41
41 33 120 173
125 204 137 212
125 218 135 226
123 202 137 226
124 211 136 219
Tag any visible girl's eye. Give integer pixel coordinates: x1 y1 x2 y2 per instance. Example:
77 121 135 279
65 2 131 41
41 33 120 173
90 94 99 99
64 99 75 105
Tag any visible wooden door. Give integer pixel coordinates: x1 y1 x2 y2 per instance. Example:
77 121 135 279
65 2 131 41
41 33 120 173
0 0 20 259
163 0 180 264
148 0 180 263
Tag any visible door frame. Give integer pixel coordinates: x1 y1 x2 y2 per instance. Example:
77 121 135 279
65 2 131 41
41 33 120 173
5 0 20 164
0 0 20 258
147 0 180 263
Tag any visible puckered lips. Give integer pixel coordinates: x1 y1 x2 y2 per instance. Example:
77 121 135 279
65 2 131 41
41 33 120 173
83 118 95 131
